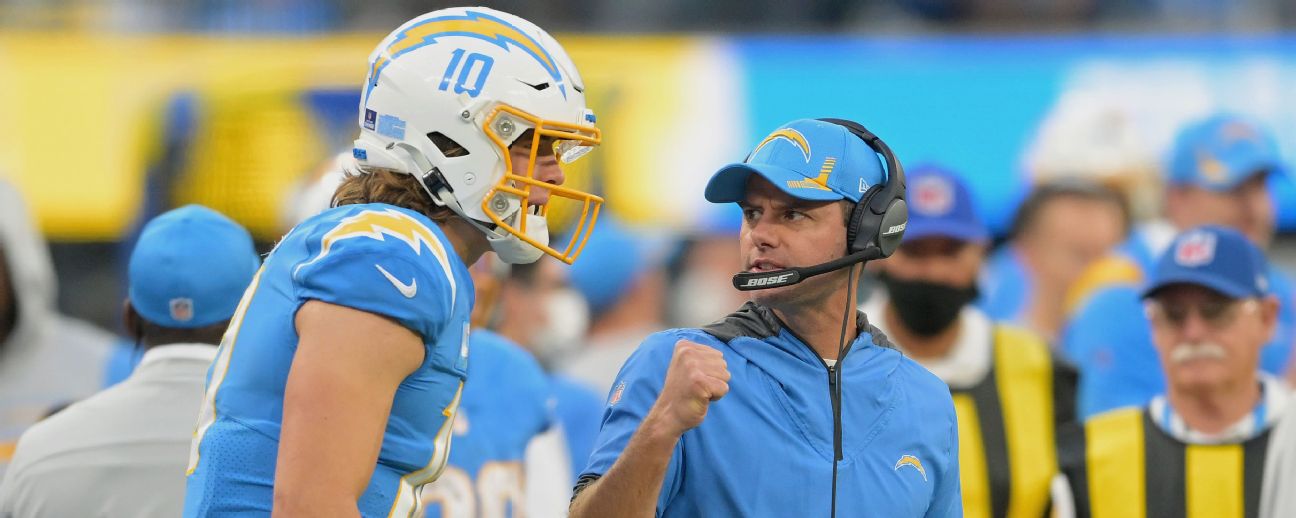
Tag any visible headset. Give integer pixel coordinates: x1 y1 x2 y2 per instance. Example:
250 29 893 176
726 118 907 518
731 118 908 291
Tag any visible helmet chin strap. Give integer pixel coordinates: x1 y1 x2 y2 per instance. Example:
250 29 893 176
390 142 547 264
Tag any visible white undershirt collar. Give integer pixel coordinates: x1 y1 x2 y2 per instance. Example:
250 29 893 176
137 343 219 367
1149 374 1291 444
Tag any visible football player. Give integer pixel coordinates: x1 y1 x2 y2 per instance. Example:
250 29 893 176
182 7 602 517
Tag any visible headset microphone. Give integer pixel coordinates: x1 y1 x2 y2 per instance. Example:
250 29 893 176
731 248 884 291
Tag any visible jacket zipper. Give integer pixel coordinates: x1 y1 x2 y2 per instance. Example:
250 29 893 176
827 364 843 461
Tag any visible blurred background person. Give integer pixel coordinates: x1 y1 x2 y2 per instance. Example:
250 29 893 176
665 205 747 329
423 292 566 517
980 179 1131 342
559 216 669 395
1056 226 1290 518
484 257 605 489
420 254 577 518
0 179 117 475
1064 113 1295 418
0 205 259 518
864 165 1076 518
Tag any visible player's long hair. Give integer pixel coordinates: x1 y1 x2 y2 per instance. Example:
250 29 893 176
332 136 469 224
332 168 455 224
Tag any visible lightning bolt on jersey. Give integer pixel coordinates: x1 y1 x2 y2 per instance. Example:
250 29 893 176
184 203 475 518
420 330 551 518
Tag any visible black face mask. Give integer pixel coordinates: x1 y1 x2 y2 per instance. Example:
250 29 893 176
879 274 979 337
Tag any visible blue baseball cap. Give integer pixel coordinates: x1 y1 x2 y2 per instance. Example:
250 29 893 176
705 119 886 204
128 205 260 328
903 164 988 243
1168 114 1285 191
567 215 660 316
1141 225 1268 300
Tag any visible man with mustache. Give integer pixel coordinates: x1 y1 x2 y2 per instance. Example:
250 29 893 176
1063 114 1294 418
569 118 961 517
863 165 1076 518
1055 226 1291 518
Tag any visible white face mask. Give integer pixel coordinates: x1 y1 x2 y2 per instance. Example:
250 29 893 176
670 270 743 328
531 287 589 363
488 213 549 264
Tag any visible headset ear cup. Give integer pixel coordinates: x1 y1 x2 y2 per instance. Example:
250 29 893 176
876 199 908 257
846 200 868 254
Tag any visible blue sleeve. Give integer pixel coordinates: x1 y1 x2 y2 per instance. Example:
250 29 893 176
580 332 683 512
552 376 607 485
1063 285 1164 419
293 245 454 343
510 346 555 438
926 398 963 518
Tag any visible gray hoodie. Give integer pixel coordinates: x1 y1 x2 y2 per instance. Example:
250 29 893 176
0 179 116 473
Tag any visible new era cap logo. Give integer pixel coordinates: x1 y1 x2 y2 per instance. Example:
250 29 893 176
1175 231 1217 267
913 176 953 217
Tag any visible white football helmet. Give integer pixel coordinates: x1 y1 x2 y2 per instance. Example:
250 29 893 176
353 6 603 264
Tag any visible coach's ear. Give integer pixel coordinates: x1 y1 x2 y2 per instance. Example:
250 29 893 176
123 299 143 344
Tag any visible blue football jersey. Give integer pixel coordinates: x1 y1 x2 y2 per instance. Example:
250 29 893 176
549 374 603 485
184 203 475 518
421 330 550 518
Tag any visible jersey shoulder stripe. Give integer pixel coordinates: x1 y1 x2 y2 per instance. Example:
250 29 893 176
294 204 459 307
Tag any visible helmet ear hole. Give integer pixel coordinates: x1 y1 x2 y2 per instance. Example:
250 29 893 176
427 132 470 158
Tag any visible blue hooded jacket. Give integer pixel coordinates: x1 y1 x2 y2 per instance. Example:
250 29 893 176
579 302 962 517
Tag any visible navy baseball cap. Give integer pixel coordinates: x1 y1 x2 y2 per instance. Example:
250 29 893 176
1167 114 1285 191
705 119 887 204
1141 225 1268 300
903 164 988 243
128 205 261 328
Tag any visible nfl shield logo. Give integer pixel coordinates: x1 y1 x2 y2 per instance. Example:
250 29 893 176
609 381 627 406
363 109 377 131
1175 231 1217 267
912 176 953 217
169 298 194 323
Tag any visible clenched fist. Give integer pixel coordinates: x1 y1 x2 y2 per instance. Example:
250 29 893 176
645 340 731 438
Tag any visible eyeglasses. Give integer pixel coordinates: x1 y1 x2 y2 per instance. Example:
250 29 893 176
1145 298 1258 331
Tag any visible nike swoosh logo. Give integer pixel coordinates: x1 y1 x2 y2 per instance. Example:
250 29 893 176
375 264 417 298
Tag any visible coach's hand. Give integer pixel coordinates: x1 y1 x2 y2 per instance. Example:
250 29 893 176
645 340 730 438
